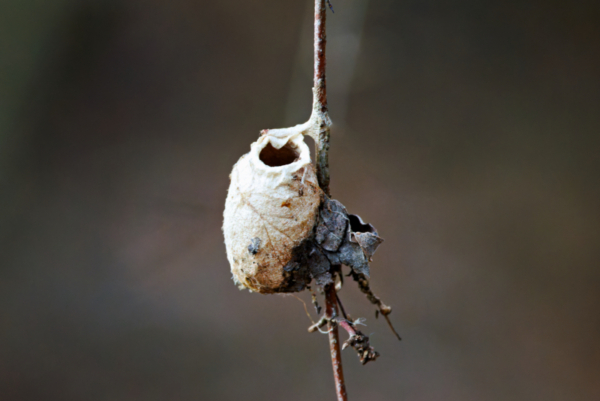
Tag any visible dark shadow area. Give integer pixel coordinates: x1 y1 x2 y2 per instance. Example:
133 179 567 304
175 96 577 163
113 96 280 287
259 142 299 167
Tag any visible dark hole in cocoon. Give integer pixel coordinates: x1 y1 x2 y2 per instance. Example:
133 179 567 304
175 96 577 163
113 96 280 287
260 142 300 167
349 214 376 233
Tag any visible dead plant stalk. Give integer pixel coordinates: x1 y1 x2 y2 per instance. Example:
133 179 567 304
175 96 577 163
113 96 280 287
311 2 348 401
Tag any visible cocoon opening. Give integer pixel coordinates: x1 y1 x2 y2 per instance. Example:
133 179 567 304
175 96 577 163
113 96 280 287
259 142 299 167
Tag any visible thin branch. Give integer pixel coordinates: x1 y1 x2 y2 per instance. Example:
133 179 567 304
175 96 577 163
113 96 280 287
308 311 380 366
325 284 348 401
314 0 332 197
336 292 349 320
309 286 323 315
314 0 328 109
351 271 402 341
292 294 317 326
308 315 329 333
313 1 345 400
335 317 380 365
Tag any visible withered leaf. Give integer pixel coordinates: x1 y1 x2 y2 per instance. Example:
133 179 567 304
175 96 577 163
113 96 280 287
315 198 347 252
278 197 383 290
351 232 384 261
307 243 333 286
311 197 383 281
324 237 370 278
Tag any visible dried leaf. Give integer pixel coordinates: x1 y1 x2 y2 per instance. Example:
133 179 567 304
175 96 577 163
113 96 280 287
351 232 384 261
313 197 383 280
315 199 347 251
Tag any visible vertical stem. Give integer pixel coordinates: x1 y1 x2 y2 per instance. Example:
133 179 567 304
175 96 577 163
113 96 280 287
314 1 346 400
325 284 348 401
314 0 327 108
314 0 331 196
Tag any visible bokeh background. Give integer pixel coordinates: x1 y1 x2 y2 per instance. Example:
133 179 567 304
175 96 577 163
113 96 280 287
2 0 599 400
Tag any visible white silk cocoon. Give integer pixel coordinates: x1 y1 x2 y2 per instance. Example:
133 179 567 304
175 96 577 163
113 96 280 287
223 133 322 293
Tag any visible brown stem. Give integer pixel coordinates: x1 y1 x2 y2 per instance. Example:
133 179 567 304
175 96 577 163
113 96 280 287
314 0 331 196
314 0 327 108
325 284 348 401
313 1 343 399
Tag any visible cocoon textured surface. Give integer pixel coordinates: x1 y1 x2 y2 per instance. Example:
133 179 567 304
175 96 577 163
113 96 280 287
223 133 322 293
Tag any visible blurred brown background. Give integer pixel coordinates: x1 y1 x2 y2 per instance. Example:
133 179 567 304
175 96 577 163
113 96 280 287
1 0 599 400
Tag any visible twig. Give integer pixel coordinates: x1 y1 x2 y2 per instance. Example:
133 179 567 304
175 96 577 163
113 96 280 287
336 293 349 320
292 294 317 326
351 271 402 341
309 311 380 366
325 284 347 401
335 317 380 365
308 315 329 333
307 285 322 315
312 1 347 400
313 0 332 197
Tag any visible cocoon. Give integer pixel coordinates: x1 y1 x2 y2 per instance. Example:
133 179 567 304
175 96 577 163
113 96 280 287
223 133 322 293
